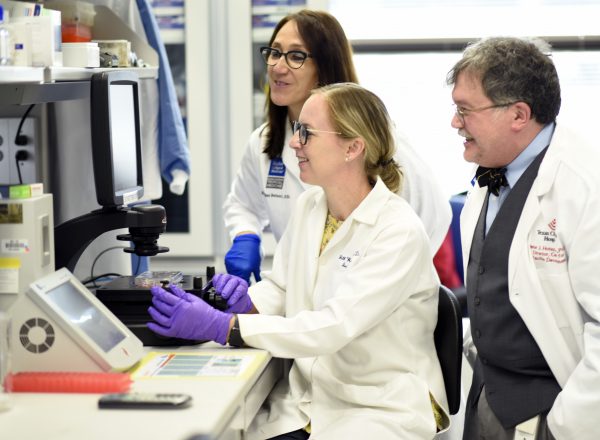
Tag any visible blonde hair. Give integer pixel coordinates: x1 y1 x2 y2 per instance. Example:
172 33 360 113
313 83 402 193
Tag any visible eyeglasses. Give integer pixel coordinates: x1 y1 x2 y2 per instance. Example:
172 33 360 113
260 46 313 69
292 121 341 146
453 102 517 124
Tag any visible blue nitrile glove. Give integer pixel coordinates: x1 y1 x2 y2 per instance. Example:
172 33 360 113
225 234 262 284
147 284 232 345
212 273 253 314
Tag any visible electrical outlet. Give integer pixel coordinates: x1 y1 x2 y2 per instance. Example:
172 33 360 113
0 119 9 185
8 117 37 185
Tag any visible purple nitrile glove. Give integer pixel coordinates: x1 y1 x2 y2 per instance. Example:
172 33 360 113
146 284 233 345
165 283 198 303
225 234 262 283
212 273 254 314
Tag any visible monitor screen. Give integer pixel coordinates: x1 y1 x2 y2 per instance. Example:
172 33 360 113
45 280 127 352
109 84 138 195
91 71 144 207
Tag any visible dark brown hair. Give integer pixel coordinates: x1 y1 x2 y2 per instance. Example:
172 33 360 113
262 10 359 160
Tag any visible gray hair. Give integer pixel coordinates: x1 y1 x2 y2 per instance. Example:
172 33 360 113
447 36 561 123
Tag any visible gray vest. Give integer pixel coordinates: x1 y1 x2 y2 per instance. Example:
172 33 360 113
466 147 561 428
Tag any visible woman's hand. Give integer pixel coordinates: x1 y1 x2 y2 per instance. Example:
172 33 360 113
147 284 233 344
212 273 255 314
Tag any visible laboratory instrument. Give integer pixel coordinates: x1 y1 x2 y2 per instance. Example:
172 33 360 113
9 268 143 373
54 70 168 272
90 70 143 208
95 267 227 346
0 194 54 311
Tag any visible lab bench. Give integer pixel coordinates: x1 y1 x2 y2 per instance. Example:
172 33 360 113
0 344 282 440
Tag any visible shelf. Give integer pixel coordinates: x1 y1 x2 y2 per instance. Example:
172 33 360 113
252 5 303 14
253 28 275 42
0 66 159 105
0 66 45 84
152 6 184 16
0 81 89 105
45 66 159 81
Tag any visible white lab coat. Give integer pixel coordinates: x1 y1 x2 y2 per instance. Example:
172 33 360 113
241 178 449 440
223 123 451 254
461 124 600 440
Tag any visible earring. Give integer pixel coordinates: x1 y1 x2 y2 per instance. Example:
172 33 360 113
345 155 350 162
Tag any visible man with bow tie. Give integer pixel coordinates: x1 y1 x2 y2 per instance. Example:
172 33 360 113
447 37 600 440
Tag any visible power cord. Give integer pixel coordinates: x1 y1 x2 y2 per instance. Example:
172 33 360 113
89 246 127 287
83 247 145 288
13 104 35 184
83 273 122 287
14 104 35 146
15 150 29 184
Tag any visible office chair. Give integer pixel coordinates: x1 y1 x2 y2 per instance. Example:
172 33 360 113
434 285 463 415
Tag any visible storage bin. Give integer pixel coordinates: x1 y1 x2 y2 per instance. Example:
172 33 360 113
45 0 96 43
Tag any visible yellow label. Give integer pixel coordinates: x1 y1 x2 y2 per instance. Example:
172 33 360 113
0 258 21 269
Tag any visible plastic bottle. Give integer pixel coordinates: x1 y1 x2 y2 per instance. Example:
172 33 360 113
0 5 13 66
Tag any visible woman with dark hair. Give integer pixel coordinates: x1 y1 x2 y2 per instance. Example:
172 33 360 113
222 10 451 284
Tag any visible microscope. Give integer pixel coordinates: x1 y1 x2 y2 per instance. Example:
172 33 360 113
54 204 225 346
53 71 224 346
54 204 169 274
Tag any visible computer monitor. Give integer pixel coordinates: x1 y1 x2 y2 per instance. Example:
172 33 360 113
91 71 143 208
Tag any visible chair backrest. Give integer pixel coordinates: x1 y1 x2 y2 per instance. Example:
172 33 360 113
434 284 463 415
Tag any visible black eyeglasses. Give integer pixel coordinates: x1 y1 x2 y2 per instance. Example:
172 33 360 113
292 121 341 146
260 46 313 69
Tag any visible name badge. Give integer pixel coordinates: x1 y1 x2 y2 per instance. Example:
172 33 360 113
337 250 361 269
266 158 286 190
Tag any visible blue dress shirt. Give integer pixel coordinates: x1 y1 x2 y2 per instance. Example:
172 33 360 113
485 123 555 234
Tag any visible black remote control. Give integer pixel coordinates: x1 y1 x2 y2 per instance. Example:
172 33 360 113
98 392 192 409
